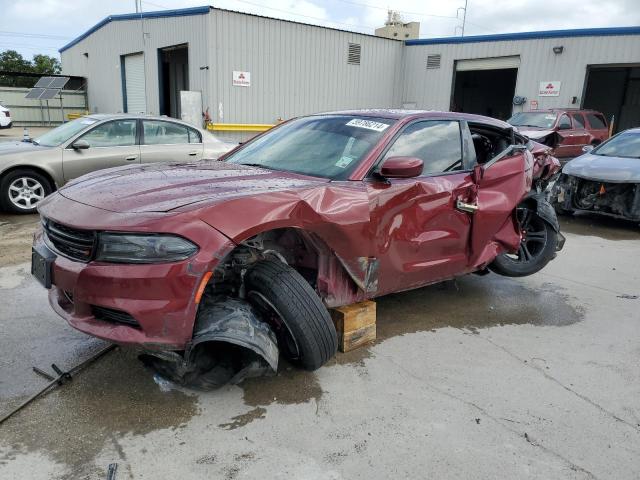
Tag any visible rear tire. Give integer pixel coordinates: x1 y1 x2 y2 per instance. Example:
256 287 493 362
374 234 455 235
244 259 337 370
489 207 558 277
0 169 53 214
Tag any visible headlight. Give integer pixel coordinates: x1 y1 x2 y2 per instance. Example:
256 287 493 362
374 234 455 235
95 233 198 264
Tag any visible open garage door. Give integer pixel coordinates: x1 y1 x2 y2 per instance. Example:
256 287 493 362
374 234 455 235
583 65 640 133
452 56 520 120
122 53 147 114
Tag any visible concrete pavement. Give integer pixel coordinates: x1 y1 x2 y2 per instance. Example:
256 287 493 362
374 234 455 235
0 213 638 479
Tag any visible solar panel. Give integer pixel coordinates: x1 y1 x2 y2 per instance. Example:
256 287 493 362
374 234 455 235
25 88 45 99
38 89 60 100
48 77 69 89
34 77 56 88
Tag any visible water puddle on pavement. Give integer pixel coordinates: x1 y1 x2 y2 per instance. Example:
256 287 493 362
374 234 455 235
0 348 198 473
335 273 583 366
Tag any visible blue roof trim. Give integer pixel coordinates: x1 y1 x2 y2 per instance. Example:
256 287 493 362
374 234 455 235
405 26 640 46
59 6 211 52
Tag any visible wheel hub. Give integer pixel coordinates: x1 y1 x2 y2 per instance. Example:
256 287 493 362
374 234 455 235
8 177 44 209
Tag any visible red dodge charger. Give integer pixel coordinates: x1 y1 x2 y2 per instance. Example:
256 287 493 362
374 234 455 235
33 110 563 385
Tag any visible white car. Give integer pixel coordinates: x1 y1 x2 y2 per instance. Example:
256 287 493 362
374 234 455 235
0 104 11 129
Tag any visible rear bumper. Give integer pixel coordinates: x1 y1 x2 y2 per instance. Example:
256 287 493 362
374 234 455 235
0 120 12 129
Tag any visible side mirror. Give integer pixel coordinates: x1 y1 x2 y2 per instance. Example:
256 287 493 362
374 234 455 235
72 139 90 150
379 156 423 179
582 144 594 153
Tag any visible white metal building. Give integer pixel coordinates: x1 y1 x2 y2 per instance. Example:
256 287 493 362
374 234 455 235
60 6 640 136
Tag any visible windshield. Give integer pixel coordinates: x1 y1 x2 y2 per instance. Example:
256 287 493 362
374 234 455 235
33 117 98 147
593 132 640 159
225 115 395 179
508 112 558 129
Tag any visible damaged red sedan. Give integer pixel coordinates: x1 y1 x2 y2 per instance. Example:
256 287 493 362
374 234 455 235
33 110 563 386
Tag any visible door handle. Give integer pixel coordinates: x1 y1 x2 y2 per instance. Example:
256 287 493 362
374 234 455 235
125 156 137 161
188 151 199 156
456 199 478 214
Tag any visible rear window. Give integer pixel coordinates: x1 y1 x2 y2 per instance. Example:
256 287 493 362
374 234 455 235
587 113 606 129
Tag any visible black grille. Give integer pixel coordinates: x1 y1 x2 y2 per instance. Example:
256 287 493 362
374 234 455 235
43 219 96 262
91 305 139 327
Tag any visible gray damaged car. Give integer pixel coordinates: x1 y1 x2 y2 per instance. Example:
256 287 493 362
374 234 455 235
551 128 640 222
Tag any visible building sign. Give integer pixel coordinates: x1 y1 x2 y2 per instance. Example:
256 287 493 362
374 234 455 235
530 100 538 110
233 71 251 87
539 81 561 97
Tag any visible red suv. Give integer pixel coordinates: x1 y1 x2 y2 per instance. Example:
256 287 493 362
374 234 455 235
508 109 609 159
32 110 563 385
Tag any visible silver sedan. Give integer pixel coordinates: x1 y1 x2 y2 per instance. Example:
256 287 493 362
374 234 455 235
0 114 236 213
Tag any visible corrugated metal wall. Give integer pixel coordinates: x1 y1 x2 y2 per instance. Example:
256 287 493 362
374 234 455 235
61 11 209 115
402 34 640 114
61 9 640 132
0 87 87 125
208 10 404 125
61 8 404 132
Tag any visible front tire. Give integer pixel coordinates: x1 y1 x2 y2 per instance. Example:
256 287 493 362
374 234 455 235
244 259 338 370
489 207 558 277
0 169 52 214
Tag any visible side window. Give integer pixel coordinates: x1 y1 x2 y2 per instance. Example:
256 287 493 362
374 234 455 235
188 128 202 144
79 120 137 147
558 115 572 129
571 114 586 128
587 113 606 129
143 120 190 145
383 121 462 175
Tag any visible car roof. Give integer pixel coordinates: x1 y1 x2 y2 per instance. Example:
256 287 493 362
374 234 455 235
315 109 513 129
84 113 201 129
520 109 602 114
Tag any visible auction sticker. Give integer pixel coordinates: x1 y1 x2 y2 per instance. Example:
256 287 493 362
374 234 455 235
335 156 354 168
346 118 390 132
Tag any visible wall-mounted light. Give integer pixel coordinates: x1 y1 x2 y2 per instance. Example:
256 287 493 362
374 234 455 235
553 46 564 54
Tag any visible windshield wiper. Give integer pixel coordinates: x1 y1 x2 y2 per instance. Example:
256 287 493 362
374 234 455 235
240 163 267 168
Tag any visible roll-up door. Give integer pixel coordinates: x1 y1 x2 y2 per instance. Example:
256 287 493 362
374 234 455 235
123 53 147 113
456 56 521 72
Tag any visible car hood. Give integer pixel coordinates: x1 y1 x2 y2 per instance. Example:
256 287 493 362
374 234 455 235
0 141 54 157
563 152 640 183
58 161 330 213
515 128 554 140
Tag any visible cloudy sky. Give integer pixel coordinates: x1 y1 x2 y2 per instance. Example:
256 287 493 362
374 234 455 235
1 0 640 60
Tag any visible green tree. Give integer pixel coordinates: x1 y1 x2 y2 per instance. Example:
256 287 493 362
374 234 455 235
0 50 32 73
32 54 61 74
0 50 62 87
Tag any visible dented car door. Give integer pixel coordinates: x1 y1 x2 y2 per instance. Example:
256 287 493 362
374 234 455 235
366 120 476 295
468 145 532 267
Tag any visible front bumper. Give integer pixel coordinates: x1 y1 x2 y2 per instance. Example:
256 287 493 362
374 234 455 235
36 194 234 350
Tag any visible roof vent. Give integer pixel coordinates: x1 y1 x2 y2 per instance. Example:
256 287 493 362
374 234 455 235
426 54 441 69
348 43 361 65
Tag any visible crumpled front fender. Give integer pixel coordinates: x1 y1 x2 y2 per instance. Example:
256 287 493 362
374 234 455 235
190 297 279 372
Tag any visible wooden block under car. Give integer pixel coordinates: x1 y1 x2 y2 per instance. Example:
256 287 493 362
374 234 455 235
330 301 376 352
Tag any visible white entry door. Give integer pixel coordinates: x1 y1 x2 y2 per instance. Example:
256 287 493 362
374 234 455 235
123 53 147 113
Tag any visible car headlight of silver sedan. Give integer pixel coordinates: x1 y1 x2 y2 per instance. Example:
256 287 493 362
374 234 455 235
95 233 198 264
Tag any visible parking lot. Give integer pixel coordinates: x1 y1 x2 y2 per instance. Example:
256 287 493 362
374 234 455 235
0 211 638 479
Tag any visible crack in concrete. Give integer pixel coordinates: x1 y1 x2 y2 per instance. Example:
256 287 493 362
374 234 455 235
375 351 601 480
480 335 640 435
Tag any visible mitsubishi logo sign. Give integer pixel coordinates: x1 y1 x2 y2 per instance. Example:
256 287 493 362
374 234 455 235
233 70 251 87
539 81 561 97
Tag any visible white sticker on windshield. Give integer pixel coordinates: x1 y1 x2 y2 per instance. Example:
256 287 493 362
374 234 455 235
544 115 556 120
346 118 389 132
81 119 97 125
335 156 354 168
